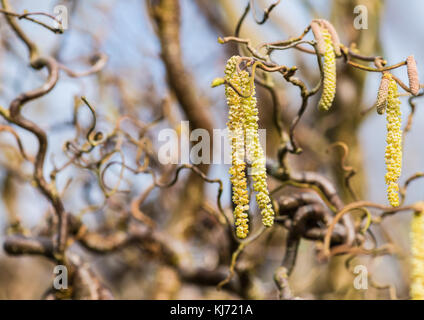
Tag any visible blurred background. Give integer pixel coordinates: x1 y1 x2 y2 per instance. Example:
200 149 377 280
0 0 423 299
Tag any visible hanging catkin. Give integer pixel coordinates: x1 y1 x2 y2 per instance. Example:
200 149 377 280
224 56 275 238
406 55 420 96
410 208 424 300
376 73 391 115
385 78 402 207
318 27 337 111
242 69 274 228
225 56 250 239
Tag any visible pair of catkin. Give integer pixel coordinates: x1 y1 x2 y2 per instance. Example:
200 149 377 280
377 56 419 115
311 19 339 111
411 208 424 300
377 73 403 207
224 56 274 239
375 56 420 206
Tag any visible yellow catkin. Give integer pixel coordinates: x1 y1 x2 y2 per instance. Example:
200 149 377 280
224 56 275 237
385 78 402 207
411 210 424 300
242 70 275 228
225 56 249 239
318 28 337 111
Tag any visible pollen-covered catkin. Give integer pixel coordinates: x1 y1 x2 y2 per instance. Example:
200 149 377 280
242 70 275 228
318 28 337 111
406 55 420 96
410 209 424 300
224 56 275 236
385 78 402 207
376 73 391 115
225 56 249 239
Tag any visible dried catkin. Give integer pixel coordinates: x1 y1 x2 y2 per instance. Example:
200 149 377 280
411 209 424 300
376 73 391 115
318 28 337 111
311 20 325 56
319 19 341 56
385 78 402 207
406 55 420 96
224 56 275 237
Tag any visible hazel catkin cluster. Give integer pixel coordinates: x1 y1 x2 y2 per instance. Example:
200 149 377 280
224 56 275 238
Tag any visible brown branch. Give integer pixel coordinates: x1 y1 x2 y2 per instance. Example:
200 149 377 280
150 0 214 154
0 8 63 34
3 235 55 259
